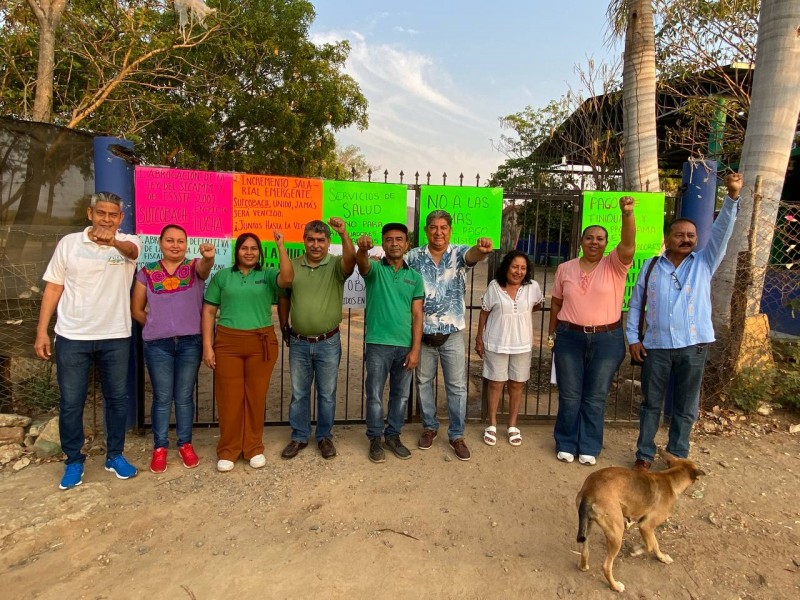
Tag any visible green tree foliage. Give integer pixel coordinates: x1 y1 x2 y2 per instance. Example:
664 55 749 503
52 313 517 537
0 0 369 177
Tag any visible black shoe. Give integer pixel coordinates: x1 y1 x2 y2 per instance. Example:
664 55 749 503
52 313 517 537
281 440 307 460
368 437 385 463
318 437 337 459
384 435 411 460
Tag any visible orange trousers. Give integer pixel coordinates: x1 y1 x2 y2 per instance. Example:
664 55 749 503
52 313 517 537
213 325 279 461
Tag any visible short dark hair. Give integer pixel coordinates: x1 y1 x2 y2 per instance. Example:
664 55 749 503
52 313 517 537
159 224 187 240
581 225 608 240
304 220 331 239
666 217 697 235
233 233 263 270
495 250 532 286
381 222 408 237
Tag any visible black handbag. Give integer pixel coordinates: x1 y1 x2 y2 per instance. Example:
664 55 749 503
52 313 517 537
630 258 658 366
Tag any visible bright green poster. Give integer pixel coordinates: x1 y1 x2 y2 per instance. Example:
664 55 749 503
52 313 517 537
322 181 407 244
581 191 665 310
418 185 503 246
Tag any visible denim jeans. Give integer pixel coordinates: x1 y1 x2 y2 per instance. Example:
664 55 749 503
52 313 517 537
55 335 131 464
144 334 202 449
636 345 708 462
365 344 413 439
288 332 341 442
553 324 625 456
416 330 467 440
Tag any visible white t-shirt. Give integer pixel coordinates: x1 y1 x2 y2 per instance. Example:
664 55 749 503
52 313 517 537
42 227 141 340
481 279 544 353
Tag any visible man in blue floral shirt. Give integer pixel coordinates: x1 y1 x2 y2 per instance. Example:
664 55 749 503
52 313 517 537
406 210 493 460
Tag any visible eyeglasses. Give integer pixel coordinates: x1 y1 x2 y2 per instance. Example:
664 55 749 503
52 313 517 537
671 272 682 291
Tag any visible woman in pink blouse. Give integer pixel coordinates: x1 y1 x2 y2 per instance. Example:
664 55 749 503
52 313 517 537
548 197 636 465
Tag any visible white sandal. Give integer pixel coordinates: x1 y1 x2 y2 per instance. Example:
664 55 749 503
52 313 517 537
507 427 522 446
483 425 497 446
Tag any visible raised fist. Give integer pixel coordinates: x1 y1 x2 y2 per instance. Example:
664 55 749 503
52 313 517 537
476 237 493 254
328 217 347 235
619 196 635 213
357 235 374 251
724 173 743 199
199 243 215 258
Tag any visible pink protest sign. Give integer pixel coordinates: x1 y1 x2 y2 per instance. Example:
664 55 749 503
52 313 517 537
135 167 233 237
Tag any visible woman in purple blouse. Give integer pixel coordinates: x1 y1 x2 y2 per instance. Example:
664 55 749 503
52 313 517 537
131 224 215 474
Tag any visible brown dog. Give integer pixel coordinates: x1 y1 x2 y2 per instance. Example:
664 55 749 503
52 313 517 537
575 448 705 593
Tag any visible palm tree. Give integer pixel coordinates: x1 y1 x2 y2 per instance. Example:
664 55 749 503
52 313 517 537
608 0 661 192
711 0 800 360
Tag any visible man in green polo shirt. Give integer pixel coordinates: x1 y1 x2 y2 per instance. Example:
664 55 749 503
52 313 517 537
356 223 424 463
278 218 355 459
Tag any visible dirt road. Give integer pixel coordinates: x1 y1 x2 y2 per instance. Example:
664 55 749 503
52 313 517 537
1 420 798 599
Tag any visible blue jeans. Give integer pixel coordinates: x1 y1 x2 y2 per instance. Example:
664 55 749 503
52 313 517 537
636 345 708 462
553 325 625 456
416 330 467 440
365 344 413 439
288 332 341 442
144 334 202 449
55 336 131 465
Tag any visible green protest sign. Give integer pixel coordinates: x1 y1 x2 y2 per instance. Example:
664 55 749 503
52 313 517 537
322 181 408 244
580 191 665 310
418 185 503 246
262 242 305 271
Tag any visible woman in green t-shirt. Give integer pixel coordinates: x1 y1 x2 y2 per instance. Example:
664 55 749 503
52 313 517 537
202 231 293 472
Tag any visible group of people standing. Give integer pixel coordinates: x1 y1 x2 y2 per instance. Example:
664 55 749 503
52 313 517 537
36 173 743 490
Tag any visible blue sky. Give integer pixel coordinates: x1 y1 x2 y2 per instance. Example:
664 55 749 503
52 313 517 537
310 1 619 183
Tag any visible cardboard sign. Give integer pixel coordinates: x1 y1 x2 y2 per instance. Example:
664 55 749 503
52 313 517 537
322 181 407 244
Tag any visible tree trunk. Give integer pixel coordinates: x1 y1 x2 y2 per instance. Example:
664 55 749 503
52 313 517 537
621 0 660 192
711 0 800 344
27 0 69 123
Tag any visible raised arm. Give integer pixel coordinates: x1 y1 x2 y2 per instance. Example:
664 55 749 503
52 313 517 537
329 217 356 276
702 172 742 272
273 230 294 288
355 235 374 276
465 237 493 265
196 243 216 280
615 196 636 265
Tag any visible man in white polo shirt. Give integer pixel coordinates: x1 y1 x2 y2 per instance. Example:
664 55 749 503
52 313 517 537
34 192 142 490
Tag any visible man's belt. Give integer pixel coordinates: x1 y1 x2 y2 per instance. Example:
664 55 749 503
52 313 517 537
291 326 340 343
558 320 621 334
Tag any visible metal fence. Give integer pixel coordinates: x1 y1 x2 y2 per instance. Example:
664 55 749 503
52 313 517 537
1 117 704 437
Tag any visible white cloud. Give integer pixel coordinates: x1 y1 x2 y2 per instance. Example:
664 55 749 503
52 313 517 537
312 30 503 181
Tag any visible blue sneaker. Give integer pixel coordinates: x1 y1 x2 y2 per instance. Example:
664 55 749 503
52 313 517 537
59 463 84 490
104 455 138 480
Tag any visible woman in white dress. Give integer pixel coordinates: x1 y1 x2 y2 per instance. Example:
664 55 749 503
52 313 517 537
475 250 543 446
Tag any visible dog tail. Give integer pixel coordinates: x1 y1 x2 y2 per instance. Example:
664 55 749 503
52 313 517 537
577 497 590 543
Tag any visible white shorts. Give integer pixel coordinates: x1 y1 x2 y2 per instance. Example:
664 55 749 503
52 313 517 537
482 350 532 382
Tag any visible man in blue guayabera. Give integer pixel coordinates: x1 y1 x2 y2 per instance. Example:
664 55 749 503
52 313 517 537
406 210 493 462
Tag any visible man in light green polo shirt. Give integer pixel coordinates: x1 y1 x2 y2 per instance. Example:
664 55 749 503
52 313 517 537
356 223 424 463
278 218 355 460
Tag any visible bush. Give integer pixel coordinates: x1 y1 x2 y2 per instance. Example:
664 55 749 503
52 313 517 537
729 366 776 412
773 342 800 409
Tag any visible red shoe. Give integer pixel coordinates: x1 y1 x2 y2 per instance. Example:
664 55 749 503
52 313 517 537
150 448 167 474
178 443 200 469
